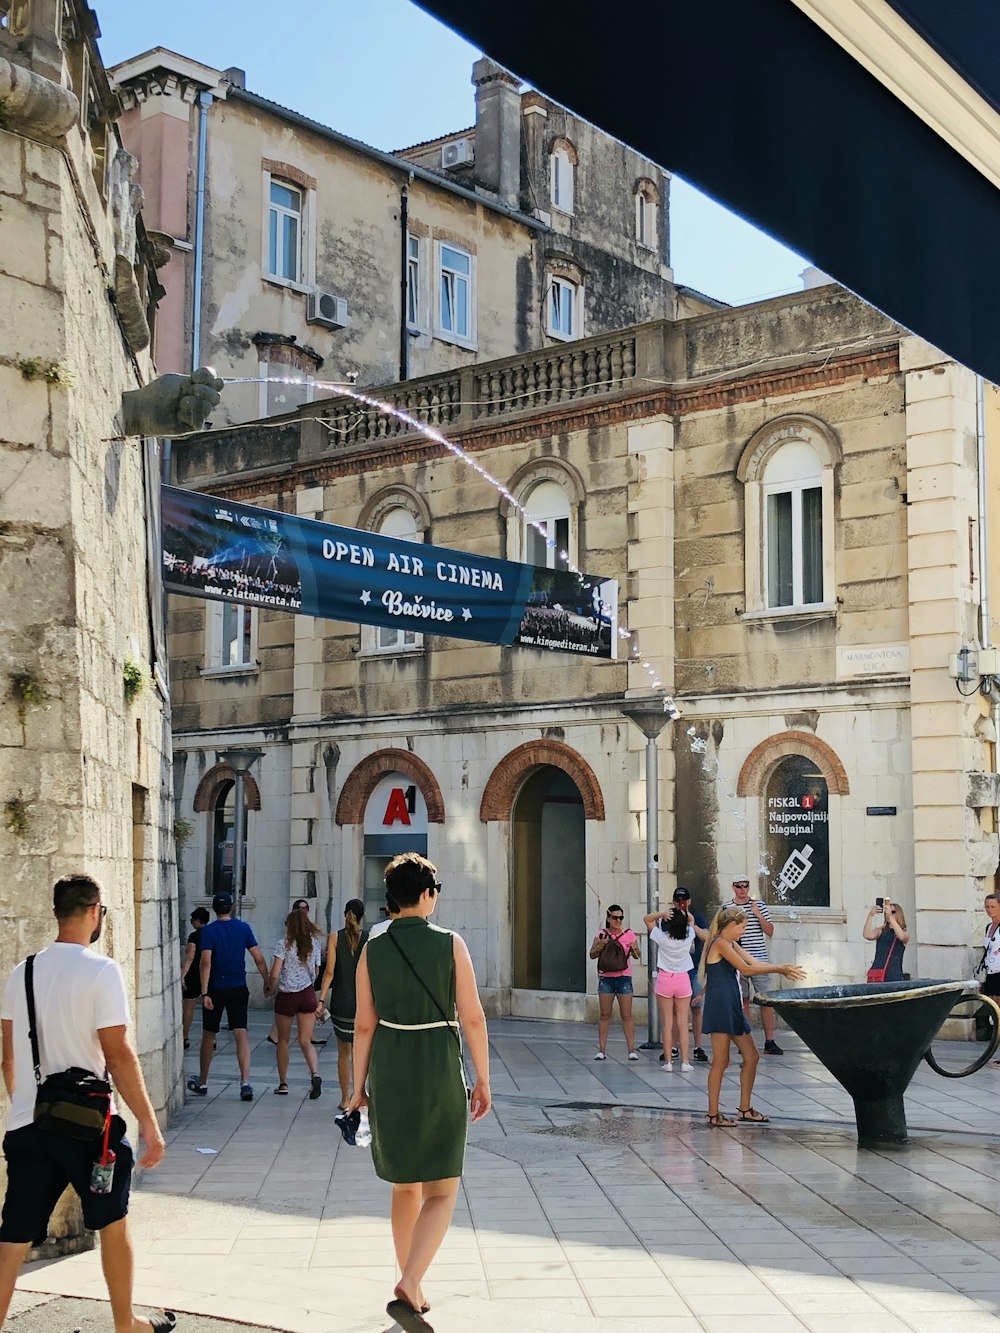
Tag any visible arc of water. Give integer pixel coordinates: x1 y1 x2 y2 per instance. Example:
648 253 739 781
221 375 675 704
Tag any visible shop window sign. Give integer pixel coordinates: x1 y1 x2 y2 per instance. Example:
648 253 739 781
764 755 830 907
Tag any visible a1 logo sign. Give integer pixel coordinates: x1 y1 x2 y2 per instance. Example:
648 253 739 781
800 794 815 810
383 784 417 826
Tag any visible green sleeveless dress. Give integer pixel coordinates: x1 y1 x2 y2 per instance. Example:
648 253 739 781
365 917 468 1184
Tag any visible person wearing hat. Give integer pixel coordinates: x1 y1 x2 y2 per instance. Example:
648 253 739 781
722 877 782 1054
668 888 709 1063
188 893 272 1100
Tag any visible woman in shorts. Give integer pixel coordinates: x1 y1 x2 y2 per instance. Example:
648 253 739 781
317 899 369 1109
643 906 701 1070
589 904 641 1061
269 909 323 1098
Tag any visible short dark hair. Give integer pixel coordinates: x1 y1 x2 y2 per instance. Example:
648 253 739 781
385 892 400 915
384 852 437 908
212 893 233 916
190 907 210 926
53 874 102 920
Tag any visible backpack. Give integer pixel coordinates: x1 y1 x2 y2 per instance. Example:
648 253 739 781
597 931 630 973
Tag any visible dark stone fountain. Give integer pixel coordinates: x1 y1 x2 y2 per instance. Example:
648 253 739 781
757 980 999 1146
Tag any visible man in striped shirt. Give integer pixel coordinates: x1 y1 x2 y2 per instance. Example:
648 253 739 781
723 877 783 1055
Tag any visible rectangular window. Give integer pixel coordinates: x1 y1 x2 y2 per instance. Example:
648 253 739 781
548 277 577 339
551 152 574 213
268 180 301 282
406 234 421 327
766 486 823 608
220 603 253 668
439 243 472 340
636 195 656 248
526 516 570 570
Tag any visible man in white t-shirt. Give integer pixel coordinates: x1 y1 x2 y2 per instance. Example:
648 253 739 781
366 892 401 942
0 874 171 1332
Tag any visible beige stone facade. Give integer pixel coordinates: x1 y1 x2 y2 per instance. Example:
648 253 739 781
0 0 180 1237
166 286 998 1020
109 50 699 426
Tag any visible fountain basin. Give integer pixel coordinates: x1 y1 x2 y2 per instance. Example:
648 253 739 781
757 979 996 1146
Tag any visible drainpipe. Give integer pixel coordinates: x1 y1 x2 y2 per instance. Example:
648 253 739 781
191 90 212 375
976 375 1000 875
399 177 411 382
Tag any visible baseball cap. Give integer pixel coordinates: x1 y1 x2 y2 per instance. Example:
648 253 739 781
672 888 691 901
732 877 750 888
212 892 234 913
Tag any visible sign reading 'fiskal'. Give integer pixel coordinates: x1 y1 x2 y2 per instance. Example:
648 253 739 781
161 486 618 658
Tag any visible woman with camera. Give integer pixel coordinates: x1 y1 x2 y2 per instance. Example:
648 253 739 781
863 898 908 982
642 906 703 1071
590 904 641 1061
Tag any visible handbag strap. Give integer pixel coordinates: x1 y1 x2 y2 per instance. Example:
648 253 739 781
883 933 898 968
385 929 461 1055
24 955 41 1085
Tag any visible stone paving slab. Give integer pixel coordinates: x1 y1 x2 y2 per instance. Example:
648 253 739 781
5 1294 278 1331
14 1015 1000 1332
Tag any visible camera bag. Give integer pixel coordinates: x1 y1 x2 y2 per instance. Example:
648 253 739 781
25 955 111 1142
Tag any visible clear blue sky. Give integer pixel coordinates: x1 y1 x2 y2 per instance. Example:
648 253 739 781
96 0 808 307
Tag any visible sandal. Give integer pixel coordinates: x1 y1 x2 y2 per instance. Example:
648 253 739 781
706 1112 737 1127
737 1106 769 1122
274 1083 288 1095
309 1074 322 1100
146 1314 177 1332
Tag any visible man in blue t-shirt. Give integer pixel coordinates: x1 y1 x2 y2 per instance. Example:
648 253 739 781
662 887 710 1063
188 893 271 1102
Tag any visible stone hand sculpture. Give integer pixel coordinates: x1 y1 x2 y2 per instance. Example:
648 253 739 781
121 368 224 438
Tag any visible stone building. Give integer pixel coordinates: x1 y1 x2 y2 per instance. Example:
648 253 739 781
0 0 209 1237
108 48 715 425
166 282 997 1019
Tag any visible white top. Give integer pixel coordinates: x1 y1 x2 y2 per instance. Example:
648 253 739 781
1 943 130 1132
649 924 696 974
985 923 1000 974
366 919 393 940
272 937 322 992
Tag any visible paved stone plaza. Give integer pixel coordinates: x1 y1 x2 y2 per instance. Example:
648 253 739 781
13 1015 1000 1332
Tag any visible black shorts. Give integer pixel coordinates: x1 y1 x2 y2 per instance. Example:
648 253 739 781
983 973 1000 996
0 1116 133 1244
202 985 250 1034
182 967 201 1001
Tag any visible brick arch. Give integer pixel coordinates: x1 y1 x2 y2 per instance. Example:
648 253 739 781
736 731 849 797
480 740 605 822
193 762 262 813
335 748 445 825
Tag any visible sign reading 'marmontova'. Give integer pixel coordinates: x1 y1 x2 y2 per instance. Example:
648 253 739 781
161 486 618 658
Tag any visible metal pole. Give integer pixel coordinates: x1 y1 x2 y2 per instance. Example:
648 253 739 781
231 769 246 918
642 732 661 1048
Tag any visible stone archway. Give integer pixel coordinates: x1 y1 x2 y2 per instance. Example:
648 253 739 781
736 730 850 796
335 748 445 825
480 739 605 822
193 761 262 812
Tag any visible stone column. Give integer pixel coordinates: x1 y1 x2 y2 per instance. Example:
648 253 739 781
903 337 996 976
288 487 325 906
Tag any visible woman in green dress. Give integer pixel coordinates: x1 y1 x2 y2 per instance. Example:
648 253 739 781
350 852 491 1333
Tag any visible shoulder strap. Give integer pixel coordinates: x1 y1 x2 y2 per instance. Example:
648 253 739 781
385 930 461 1053
24 955 41 1085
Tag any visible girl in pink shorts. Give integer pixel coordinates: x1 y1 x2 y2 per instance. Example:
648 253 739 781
644 907 698 1070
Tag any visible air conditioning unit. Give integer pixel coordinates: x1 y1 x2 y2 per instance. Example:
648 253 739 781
306 290 350 330
441 137 474 169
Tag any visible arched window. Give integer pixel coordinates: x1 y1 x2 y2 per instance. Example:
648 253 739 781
737 415 840 617
212 780 244 898
524 480 570 569
634 179 659 250
549 140 576 214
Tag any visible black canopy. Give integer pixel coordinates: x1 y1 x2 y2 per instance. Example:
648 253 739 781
419 0 1000 384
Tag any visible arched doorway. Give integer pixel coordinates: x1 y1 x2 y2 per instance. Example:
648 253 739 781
512 767 586 992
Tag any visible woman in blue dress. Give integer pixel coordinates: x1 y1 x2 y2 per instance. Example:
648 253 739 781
700 907 806 1126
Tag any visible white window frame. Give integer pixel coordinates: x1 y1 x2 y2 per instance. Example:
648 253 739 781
635 192 657 249
362 506 424 656
739 418 839 620
550 148 574 215
204 601 258 675
522 480 573 570
762 476 824 611
406 232 422 330
257 357 315 418
546 275 581 342
261 168 314 292
435 240 476 349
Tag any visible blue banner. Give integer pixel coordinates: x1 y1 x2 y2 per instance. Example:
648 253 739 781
161 486 617 658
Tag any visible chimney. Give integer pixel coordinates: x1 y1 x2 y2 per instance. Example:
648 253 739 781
472 57 522 209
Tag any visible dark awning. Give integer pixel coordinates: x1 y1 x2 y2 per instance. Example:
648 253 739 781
418 0 1000 384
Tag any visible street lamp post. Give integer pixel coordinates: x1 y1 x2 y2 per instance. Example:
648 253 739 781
216 748 263 918
620 700 675 1049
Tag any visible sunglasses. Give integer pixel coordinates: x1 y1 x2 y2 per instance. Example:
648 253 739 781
88 902 108 917
429 881 443 895
733 882 750 889
608 913 624 920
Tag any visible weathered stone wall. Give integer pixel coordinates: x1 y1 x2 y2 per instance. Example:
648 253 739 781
0 110 180 1223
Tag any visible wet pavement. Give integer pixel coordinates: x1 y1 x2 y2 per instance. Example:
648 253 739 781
14 1014 1000 1331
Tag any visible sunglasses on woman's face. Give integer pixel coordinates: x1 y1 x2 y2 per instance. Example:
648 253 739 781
428 881 443 895
608 913 624 921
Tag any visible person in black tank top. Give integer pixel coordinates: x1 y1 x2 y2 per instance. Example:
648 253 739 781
700 907 806 1126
